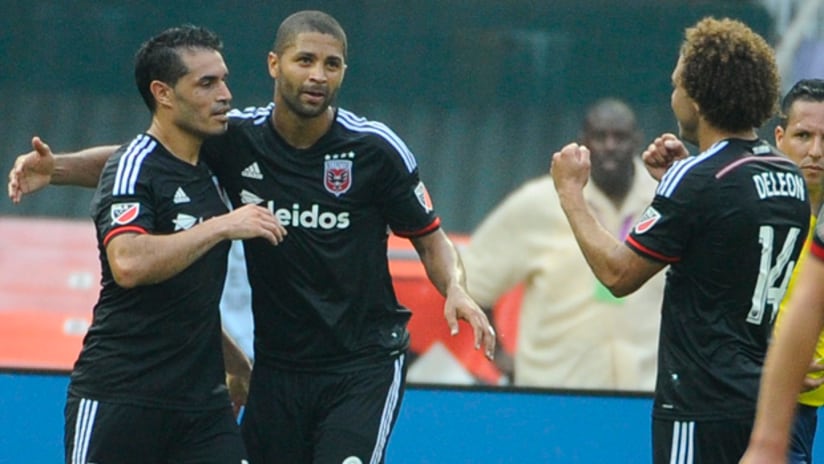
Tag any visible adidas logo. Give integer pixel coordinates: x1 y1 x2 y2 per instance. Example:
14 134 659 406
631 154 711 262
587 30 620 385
240 189 264 205
241 162 263 180
173 187 191 204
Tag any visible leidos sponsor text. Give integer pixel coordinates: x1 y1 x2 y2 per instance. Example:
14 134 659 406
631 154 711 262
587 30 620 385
267 202 351 229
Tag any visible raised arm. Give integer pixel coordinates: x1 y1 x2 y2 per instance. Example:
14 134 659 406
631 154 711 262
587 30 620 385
7 136 117 203
410 229 496 360
551 142 665 296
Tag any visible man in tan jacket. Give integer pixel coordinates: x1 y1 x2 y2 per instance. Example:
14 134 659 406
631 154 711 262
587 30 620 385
462 98 663 390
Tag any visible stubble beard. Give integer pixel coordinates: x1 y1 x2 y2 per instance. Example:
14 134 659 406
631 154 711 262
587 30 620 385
281 87 337 119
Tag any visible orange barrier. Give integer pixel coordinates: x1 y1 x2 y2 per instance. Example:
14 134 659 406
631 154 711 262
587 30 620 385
389 234 521 385
0 217 98 370
0 218 522 384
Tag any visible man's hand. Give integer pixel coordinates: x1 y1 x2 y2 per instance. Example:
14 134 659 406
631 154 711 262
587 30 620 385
801 359 824 392
444 285 496 361
8 136 55 203
739 444 787 464
550 142 591 194
215 204 288 245
641 133 689 181
226 372 250 419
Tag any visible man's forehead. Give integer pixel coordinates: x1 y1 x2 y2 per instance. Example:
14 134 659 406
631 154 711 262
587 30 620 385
587 114 636 133
178 49 227 76
286 31 345 56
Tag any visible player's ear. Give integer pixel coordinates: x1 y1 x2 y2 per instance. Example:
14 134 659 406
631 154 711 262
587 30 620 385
690 99 701 116
150 80 173 110
268 52 279 79
775 124 785 146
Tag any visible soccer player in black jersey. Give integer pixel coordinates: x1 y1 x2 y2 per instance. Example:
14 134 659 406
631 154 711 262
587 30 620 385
58 26 286 463
7 10 496 464
551 17 809 464
205 11 494 464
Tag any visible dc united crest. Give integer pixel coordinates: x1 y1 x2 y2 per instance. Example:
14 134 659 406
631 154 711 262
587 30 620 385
324 159 352 197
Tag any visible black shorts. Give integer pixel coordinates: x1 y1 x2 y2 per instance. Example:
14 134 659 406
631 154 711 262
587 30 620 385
64 394 246 464
652 417 753 464
241 354 407 464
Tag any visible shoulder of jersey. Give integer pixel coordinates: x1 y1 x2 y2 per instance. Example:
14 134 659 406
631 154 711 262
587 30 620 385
227 103 274 126
336 107 397 137
335 107 416 166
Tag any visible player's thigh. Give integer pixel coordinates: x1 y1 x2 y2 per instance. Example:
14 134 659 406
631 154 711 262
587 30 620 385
65 395 165 464
313 355 407 464
171 406 247 464
652 417 752 464
241 366 312 464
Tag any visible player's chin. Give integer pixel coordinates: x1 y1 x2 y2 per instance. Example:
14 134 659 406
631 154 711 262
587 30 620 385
202 122 229 137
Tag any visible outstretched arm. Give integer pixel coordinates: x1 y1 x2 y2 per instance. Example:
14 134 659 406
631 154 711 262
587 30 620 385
740 257 824 464
551 142 665 296
7 136 117 202
410 229 496 360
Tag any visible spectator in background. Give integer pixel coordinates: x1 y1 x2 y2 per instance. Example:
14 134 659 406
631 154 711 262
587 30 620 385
552 17 808 463
744 78 824 464
461 98 663 390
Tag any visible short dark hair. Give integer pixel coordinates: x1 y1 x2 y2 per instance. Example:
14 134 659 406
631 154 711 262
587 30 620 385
778 79 824 128
678 17 779 132
134 25 223 112
272 10 347 60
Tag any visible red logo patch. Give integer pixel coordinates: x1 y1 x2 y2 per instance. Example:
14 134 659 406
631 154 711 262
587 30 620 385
634 206 661 234
414 182 434 213
110 202 140 225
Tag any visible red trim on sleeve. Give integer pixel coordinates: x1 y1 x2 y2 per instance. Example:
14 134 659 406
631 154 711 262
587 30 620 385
103 226 148 246
392 217 442 238
811 241 824 261
625 235 681 264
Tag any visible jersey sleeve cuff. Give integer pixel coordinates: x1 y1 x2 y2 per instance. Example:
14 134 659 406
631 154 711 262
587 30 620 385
391 218 441 238
103 225 149 246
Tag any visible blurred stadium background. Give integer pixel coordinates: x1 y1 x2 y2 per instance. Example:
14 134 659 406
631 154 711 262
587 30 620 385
5 0 821 231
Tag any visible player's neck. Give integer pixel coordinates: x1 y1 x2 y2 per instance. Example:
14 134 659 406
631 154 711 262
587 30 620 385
271 105 335 150
810 186 823 216
146 119 202 165
697 122 758 152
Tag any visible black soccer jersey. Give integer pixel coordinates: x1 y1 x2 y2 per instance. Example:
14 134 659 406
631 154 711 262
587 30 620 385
201 104 439 372
626 138 809 421
70 133 231 410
